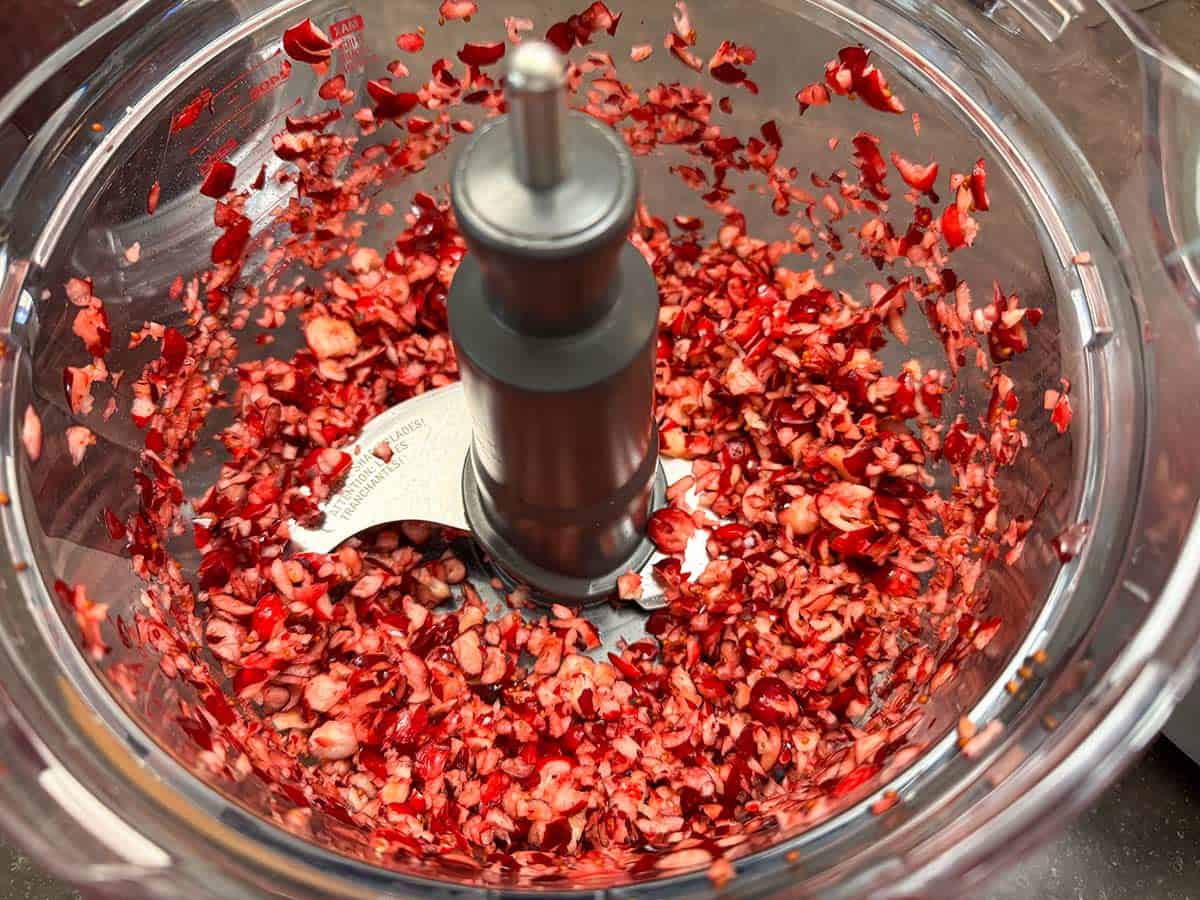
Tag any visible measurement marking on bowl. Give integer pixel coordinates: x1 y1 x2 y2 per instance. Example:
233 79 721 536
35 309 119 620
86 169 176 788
210 48 283 103
247 60 294 104
332 10 376 73
198 137 238 177
166 54 281 154
193 97 303 181
187 59 294 158
330 14 365 40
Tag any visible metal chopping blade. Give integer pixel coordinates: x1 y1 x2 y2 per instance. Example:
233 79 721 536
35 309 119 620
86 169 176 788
286 384 714 613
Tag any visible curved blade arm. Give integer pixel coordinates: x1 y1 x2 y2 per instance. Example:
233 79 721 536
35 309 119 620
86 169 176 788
288 383 471 553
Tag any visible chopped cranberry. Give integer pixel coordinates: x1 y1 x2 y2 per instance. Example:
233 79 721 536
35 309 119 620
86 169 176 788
1048 388 1073 434
319 73 348 99
391 704 429 752
103 509 127 541
852 132 889 200
796 82 830 113
197 548 234 589
199 161 236 198
824 46 904 113
161 327 188 370
1052 521 1089 563
749 676 798 724
891 153 938 194
282 18 333 65
366 79 420 119
831 764 880 798
647 507 696 554
440 0 477 20
457 42 505 67
941 204 967 249
251 593 285 640
970 158 990 211
710 62 745 84
396 32 425 53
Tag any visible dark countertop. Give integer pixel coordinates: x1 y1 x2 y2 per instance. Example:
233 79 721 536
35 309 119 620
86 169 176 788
987 738 1200 899
3 735 1198 898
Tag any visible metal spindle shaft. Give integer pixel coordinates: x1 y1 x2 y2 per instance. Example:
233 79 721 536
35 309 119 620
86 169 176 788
506 41 567 190
450 41 660 600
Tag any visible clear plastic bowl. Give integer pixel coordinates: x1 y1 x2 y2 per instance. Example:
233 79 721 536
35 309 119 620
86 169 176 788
0 0 1198 896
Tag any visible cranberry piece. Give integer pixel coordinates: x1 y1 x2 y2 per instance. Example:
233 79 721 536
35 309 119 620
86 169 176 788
647 507 696 554
842 446 873 478
540 819 572 852
439 0 477 20
942 421 974 466
177 716 214 752
607 652 641 680
199 161 236 198
825 46 904 113
410 614 458 656
645 610 671 636
282 18 333 64
852 132 889 200
696 673 728 700
211 217 250 264
102 509 126 541
651 556 683 588
710 62 746 85
970 158 990 211
760 119 782 149
251 593 285 640
544 21 575 53
286 110 342 133
891 152 938 194
161 327 188 371
869 565 920 598
319 73 348 99
232 667 268 695
749 676 798 724
359 748 389 780
457 42 505 67
795 82 830 113
581 1 621 35
366 80 420 119
831 526 876 558
414 742 450 782
396 32 424 53
856 67 904 114
830 764 880 798
202 690 237 727
1052 521 1090 563
390 705 429 752
170 93 209 133
1049 389 1073 434
941 205 967 249
52 579 73 606
197 548 234 589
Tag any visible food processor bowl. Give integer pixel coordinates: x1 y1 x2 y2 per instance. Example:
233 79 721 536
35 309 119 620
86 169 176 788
0 0 1197 896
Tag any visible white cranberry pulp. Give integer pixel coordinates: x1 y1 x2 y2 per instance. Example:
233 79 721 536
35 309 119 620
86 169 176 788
48 2 1070 888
